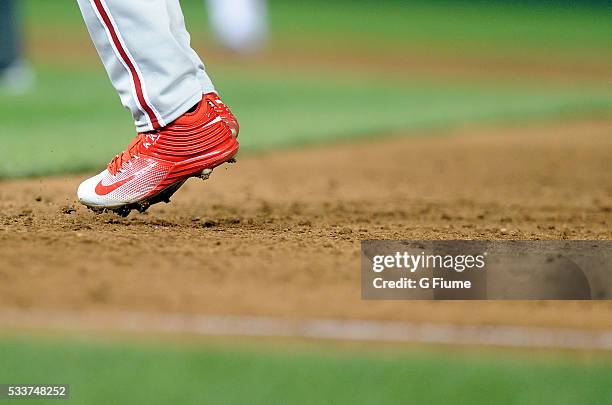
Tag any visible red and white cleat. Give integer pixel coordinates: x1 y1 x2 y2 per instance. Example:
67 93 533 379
77 93 239 216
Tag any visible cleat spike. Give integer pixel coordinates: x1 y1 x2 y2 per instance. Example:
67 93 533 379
200 168 213 180
136 201 150 213
227 158 237 164
112 206 131 217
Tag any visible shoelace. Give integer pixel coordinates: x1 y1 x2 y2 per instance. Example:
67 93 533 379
107 133 145 175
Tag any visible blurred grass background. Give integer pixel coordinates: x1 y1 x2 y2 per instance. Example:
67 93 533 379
1 1 612 402
1 336 611 405
0 0 611 177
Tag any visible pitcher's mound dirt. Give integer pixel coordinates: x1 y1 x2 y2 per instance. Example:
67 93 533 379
0 119 611 330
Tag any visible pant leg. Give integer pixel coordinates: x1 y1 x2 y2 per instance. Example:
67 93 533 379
0 0 21 70
77 0 212 132
165 0 215 95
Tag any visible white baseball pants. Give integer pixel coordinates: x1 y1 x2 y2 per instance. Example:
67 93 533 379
77 0 216 132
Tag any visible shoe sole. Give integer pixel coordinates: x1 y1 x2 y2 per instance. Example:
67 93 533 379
86 155 238 218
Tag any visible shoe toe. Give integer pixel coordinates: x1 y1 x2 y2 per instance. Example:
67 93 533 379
77 172 105 207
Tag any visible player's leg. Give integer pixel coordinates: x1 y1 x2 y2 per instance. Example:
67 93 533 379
76 0 239 215
0 0 34 93
206 0 268 53
165 0 215 96
77 0 206 131
165 0 239 136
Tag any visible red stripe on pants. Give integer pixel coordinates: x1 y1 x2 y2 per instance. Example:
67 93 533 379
92 0 161 130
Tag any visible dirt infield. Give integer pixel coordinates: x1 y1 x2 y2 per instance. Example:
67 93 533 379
1 119 611 331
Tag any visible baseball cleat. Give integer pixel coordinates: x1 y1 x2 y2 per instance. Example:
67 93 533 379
77 93 239 216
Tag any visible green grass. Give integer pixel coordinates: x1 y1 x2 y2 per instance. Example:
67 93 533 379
0 337 611 405
2 64 611 177
270 1 612 61
23 0 612 61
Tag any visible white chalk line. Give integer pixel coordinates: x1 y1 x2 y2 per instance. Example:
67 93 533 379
0 309 611 350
